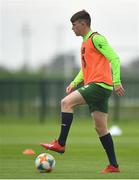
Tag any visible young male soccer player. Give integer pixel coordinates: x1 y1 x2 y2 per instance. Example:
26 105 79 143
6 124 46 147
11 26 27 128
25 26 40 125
40 10 125 173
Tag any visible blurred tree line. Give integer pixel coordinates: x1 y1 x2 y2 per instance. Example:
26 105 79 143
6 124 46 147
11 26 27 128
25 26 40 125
0 52 139 81
121 57 139 81
0 53 139 121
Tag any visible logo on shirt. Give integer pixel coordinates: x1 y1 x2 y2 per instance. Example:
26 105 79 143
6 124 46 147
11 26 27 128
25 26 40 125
98 44 102 48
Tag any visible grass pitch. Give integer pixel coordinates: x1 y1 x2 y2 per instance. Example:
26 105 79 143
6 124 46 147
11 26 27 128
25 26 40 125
0 117 139 179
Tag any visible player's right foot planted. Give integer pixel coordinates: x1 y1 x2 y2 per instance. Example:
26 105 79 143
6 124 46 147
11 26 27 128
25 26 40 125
40 140 65 154
101 165 120 173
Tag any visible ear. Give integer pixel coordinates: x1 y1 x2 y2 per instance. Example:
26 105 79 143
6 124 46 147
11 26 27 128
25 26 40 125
81 21 86 26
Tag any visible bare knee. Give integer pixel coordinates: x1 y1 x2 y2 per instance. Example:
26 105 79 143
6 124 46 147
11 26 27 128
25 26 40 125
61 97 73 112
92 111 108 136
61 98 70 109
95 126 108 137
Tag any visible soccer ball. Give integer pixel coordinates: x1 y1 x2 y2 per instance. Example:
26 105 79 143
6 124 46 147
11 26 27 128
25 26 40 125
35 153 56 173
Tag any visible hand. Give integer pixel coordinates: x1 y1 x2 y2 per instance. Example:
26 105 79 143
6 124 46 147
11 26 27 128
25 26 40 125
66 84 74 94
114 84 125 96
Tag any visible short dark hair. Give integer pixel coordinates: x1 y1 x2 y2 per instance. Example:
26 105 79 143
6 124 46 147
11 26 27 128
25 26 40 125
70 10 91 27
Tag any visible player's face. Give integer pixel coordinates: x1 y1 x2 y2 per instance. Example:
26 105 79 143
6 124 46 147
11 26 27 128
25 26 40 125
72 20 85 36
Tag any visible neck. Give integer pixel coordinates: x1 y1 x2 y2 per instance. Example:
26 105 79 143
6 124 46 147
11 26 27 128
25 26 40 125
81 27 91 37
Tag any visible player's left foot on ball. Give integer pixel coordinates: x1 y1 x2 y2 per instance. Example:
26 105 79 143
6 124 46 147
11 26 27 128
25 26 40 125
101 165 120 173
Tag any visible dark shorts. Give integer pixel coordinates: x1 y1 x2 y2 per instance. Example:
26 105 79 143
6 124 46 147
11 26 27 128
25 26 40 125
78 83 112 113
